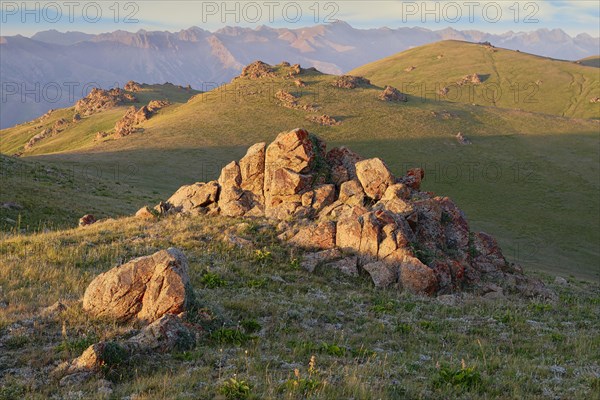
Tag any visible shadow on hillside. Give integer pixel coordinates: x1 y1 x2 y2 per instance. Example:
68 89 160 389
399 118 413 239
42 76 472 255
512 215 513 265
18 131 599 280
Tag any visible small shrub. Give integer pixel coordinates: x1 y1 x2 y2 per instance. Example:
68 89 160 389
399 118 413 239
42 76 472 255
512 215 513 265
211 328 255 346
101 341 129 368
528 302 552 313
240 319 262 334
201 272 226 288
219 377 253 399
320 342 346 357
56 334 98 356
410 242 436 265
468 233 479 258
99 341 130 380
396 322 413 334
371 297 398 315
550 333 565 343
4 335 29 350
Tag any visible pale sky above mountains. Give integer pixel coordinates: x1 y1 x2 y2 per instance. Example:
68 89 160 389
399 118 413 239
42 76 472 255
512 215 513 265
1 0 599 37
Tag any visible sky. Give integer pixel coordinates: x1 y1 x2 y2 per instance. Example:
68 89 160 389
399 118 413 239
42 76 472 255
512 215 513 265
0 0 599 37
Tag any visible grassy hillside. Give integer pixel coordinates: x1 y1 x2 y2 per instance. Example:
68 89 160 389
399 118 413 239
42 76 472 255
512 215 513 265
578 56 600 68
1 58 599 280
0 154 157 232
0 215 598 399
0 83 200 156
350 40 600 119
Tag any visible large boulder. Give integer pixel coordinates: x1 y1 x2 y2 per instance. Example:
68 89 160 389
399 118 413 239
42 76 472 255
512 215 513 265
326 147 362 185
263 129 324 217
239 142 266 205
363 261 397 288
355 158 395 200
289 220 336 250
399 256 438 295
218 161 252 217
83 248 193 323
166 181 219 213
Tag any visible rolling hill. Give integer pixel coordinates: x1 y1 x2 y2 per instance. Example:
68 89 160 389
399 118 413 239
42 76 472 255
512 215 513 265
1 51 599 280
578 55 600 68
2 24 599 128
350 40 600 119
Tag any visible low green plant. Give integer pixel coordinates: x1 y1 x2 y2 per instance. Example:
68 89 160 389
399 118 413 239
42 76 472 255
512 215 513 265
210 328 255 346
4 335 29 350
219 377 253 399
434 360 482 391
240 319 262 334
56 334 98 356
396 322 413 334
201 272 227 288
319 342 346 357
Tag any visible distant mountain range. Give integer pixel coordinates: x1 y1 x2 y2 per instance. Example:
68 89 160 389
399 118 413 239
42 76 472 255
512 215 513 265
1 21 598 128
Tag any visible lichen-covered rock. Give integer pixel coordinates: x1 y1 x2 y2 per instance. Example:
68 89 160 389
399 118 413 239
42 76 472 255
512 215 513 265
355 158 395 200
327 147 363 185
400 256 438 295
166 181 219 213
301 249 342 273
82 248 193 323
263 128 324 217
363 261 397 288
289 220 336 250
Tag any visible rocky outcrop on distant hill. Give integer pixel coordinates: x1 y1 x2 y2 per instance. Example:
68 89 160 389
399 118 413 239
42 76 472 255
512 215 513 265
151 129 554 299
331 75 371 89
457 73 482 85
306 114 341 126
113 100 170 138
24 118 70 150
124 80 142 92
238 61 275 79
275 89 299 108
379 86 408 102
75 88 137 116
